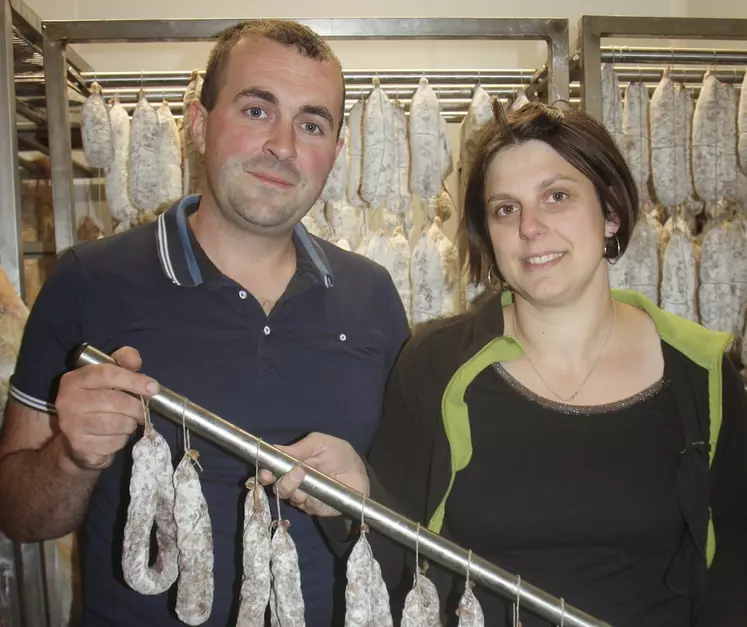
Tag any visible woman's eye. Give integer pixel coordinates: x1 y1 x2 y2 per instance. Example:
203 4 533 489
548 191 568 203
496 204 518 217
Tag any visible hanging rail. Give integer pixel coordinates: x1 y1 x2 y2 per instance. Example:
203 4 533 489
75 343 609 627
598 46 747 65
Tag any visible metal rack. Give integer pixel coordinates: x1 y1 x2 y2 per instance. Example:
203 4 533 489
83 68 548 123
574 15 747 119
0 0 94 301
41 17 570 256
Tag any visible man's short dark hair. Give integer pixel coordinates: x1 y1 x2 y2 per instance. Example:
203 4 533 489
200 19 346 134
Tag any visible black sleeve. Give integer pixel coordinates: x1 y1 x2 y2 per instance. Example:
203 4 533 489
698 358 747 626
8 250 84 414
381 272 411 373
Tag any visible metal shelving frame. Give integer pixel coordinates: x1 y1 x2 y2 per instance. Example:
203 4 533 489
41 17 570 256
1 1 93 624
575 15 747 120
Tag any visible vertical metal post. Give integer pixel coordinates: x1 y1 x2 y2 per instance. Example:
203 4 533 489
42 31 76 256
578 17 603 121
0 0 25 298
42 541 65 627
16 542 49 627
0 534 23 627
547 20 570 105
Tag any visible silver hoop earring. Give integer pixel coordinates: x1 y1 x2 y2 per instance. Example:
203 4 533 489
487 264 500 287
605 233 622 263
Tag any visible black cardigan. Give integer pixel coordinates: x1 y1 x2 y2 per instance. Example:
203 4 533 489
324 295 747 625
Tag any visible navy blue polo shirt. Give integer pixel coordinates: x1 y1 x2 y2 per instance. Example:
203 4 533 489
10 195 409 627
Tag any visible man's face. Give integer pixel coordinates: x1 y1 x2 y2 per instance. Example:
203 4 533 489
191 36 344 237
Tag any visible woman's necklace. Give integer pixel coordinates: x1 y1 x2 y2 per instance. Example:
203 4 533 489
512 302 617 403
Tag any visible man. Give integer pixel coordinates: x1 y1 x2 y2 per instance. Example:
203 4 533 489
0 20 409 626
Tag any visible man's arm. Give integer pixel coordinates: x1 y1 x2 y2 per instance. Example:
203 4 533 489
0 348 159 543
0 400 100 541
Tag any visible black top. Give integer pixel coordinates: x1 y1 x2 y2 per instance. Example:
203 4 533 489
320 293 747 627
10 195 410 627
446 364 690 626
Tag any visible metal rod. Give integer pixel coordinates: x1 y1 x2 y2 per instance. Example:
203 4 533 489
600 46 747 65
41 34 77 256
81 69 543 85
0 0 25 299
43 17 568 44
75 343 608 627
547 18 570 104
15 99 46 126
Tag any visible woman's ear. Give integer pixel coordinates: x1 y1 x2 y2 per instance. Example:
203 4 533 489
604 211 621 238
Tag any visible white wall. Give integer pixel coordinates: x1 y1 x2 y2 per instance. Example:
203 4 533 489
24 0 745 74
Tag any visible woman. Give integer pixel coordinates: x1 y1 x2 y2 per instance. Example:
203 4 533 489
262 102 747 626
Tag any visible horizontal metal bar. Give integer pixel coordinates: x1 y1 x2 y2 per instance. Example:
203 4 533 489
16 133 94 178
75 343 609 627
580 15 747 41
43 17 567 44
600 46 747 65
15 99 46 126
81 69 540 87
22 241 56 255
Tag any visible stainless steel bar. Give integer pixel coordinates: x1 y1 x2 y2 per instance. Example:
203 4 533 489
580 15 747 40
15 542 49 627
547 18 570 104
43 17 568 44
15 98 46 126
600 46 747 65
0 533 23 627
75 343 609 627
42 34 77 255
82 69 543 85
0 0 25 298
41 541 64 627
577 16 603 120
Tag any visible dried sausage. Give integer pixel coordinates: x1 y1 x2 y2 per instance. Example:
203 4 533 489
173 451 214 625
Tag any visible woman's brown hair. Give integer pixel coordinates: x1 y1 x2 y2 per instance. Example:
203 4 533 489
460 101 639 284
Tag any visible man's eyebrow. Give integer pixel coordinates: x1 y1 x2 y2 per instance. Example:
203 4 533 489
233 88 277 104
301 105 334 128
232 89 334 128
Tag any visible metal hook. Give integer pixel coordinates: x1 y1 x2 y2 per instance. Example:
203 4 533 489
465 550 473 586
414 523 421 576
559 597 565 627
255 437 261 477
181 397 190 452
360 492 367 528
514 575 522 627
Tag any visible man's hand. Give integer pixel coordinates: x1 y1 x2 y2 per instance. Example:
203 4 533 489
55 346 159 471
259 432 369 517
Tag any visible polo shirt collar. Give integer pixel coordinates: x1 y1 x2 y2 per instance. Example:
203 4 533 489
156 195 334 289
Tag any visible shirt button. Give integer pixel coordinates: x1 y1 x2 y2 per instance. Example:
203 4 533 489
263 326 271 336
238 290 248 300
339 334 347 342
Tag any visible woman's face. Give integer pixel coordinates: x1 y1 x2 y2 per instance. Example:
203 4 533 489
484 139 618 307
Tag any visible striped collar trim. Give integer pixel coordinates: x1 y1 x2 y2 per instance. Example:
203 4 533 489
155 195 334 288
